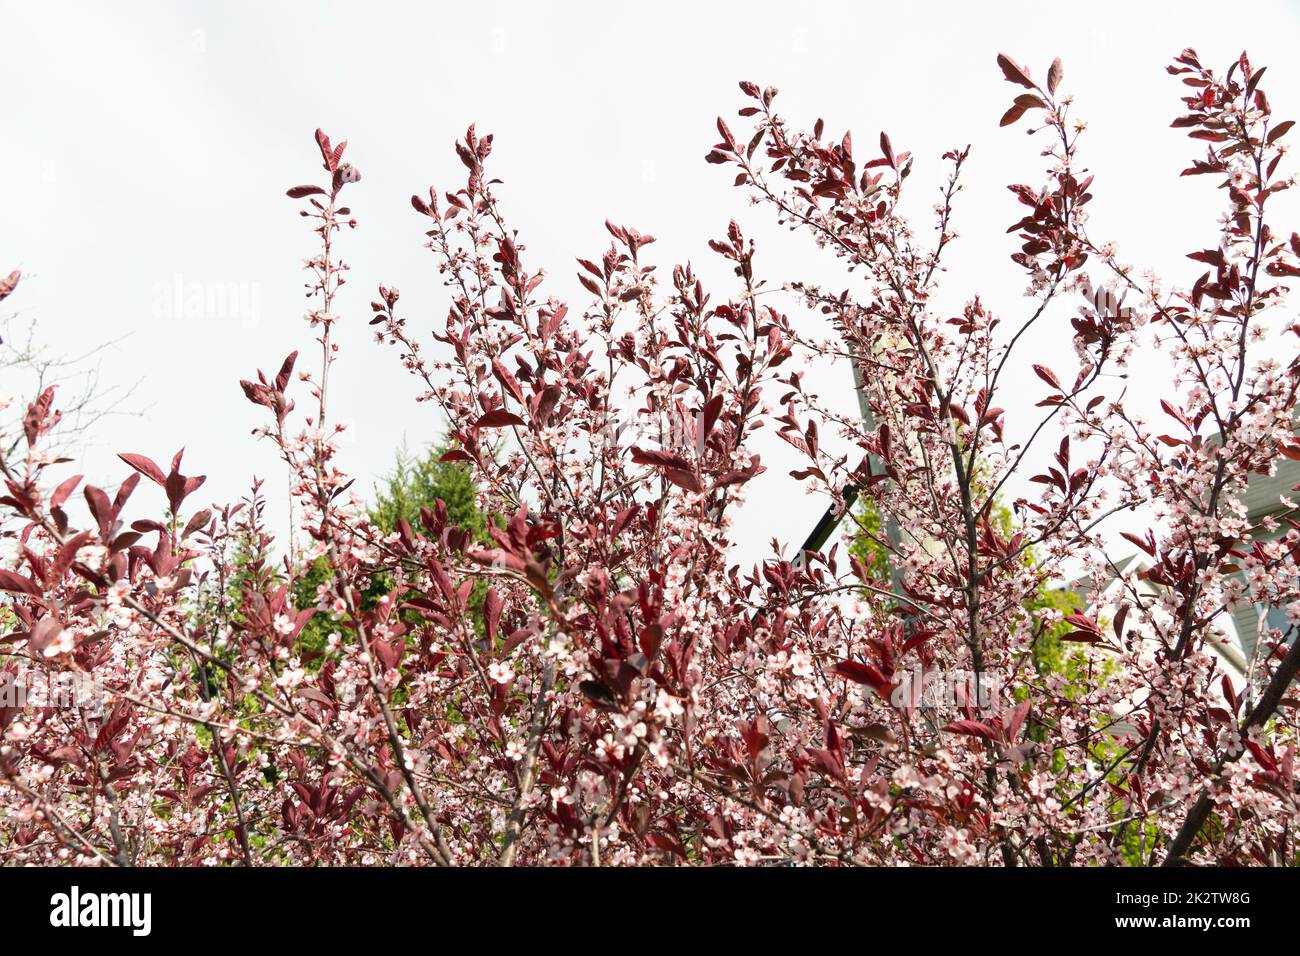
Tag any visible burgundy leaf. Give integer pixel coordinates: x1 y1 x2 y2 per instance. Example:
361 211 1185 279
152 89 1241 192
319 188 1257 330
475 409 527 429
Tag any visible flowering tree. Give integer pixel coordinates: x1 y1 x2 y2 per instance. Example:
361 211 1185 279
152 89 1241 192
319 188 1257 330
2 48 1299 867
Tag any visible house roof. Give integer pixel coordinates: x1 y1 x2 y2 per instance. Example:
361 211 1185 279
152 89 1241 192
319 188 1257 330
1061 455 1300 668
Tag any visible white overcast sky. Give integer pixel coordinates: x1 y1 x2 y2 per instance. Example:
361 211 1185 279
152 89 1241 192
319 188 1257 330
3 1 1300 562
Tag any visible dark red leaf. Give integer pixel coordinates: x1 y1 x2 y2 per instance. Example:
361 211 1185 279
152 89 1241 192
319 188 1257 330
996 53 1035 89
475 410 527 429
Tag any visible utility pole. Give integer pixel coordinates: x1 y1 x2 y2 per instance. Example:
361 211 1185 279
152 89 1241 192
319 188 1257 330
791 362 904 597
